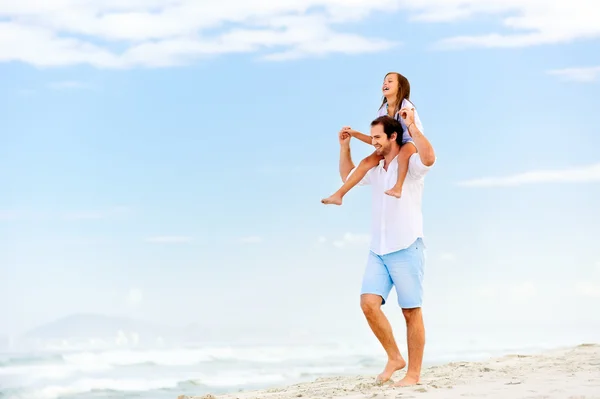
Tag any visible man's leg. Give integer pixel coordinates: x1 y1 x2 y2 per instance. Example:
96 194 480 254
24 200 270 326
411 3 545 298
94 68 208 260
360 295 406 383
397 307 425 386
360 251 406 383
384 238 426 387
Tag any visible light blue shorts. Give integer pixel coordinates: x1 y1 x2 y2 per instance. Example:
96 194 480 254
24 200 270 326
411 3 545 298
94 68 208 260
360 238 425 308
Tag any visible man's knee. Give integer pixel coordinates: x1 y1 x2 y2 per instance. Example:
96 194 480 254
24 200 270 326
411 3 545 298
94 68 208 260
402 307 422 323
360 294 383 316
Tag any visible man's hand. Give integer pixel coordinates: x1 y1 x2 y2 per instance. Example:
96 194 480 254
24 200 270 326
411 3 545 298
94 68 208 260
336 127 356 184
399 107 436 167
399 107 416 134
341 126 360 137
339 127 352 146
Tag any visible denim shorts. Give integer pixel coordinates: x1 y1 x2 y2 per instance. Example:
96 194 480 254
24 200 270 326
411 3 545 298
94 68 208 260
360 238 425 308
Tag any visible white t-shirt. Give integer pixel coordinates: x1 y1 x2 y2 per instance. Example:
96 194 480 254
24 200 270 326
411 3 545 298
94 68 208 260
349 152 435 255
376 98 424 144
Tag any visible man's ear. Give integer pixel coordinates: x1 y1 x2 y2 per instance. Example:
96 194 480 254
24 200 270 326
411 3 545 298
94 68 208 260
390 132 397 141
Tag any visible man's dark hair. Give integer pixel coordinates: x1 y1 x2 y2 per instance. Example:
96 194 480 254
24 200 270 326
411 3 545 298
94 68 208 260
371 116 404 146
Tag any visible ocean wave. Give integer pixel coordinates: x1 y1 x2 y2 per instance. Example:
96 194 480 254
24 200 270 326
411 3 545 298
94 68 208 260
1 377 184 399
0 344 374 396
0 353 64 368
2 343 371 370
0 340 574 399
0 364 361 399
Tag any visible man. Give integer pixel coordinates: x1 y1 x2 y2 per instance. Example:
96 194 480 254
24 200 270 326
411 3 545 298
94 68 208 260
337 107 436 387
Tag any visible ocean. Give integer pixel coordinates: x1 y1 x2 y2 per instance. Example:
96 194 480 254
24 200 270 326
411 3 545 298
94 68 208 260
1 330 593 399
3 342 370 399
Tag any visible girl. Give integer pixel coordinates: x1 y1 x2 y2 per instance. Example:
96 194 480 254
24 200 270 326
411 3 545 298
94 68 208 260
321 72 423 205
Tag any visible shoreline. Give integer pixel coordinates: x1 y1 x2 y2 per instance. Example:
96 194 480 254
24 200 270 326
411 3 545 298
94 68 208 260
178 343 600 399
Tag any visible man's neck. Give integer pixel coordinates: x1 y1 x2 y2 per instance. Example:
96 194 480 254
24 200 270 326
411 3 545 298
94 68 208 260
383 146 401 170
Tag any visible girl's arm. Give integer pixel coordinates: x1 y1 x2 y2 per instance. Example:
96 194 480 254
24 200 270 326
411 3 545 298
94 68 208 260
349 130 372 145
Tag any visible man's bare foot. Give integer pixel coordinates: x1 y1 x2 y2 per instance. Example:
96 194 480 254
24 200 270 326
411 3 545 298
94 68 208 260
375 358 406 384
393 374 420 387
321 194 343 205
384 187 402 198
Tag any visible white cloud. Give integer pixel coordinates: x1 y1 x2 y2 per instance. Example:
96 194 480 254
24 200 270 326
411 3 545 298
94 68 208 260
458 163 600 188
574 282 600 298
547 66 600 83
0 0 398 68
425 0 600 50
333 232 370 248
145 235 193 243
312 236 328 249
240 235 263 244
126 288 143 309
2 0 597 68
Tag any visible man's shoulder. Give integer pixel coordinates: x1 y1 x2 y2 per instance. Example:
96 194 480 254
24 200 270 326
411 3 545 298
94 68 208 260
407 153 435 180
367 161 383 174
364 161 383 180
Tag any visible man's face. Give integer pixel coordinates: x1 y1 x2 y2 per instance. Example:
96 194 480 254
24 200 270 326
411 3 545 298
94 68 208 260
370 123 395 156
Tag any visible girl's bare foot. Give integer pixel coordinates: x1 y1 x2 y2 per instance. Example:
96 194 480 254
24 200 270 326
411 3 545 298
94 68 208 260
321 194 343 205
375 358 406 384
384 187 402 198
393 374 420 387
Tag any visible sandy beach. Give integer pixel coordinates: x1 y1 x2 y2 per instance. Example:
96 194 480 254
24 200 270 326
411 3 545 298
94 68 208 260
179 343 600 399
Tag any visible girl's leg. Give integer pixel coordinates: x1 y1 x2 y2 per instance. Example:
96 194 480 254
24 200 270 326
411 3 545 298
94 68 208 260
322 151 382 205
385 143 417 198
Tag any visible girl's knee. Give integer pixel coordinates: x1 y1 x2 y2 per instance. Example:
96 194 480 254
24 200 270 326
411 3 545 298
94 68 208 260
360 153 382 167
400 143 417 156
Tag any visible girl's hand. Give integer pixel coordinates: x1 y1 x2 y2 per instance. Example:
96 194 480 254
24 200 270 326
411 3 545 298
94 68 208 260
341 126 360 137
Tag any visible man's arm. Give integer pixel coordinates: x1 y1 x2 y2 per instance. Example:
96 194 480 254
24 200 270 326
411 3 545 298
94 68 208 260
338 130 355 182
401 107 435 167
340 126 372 146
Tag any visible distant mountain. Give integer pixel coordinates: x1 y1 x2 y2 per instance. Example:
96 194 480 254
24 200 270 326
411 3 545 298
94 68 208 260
18 314 312 349
22 313 172 340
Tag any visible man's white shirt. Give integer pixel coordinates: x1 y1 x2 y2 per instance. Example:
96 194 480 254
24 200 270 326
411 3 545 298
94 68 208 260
349 153 434 256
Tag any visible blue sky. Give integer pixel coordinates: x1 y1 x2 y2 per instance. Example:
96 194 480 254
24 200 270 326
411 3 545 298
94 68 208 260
1 1 600 342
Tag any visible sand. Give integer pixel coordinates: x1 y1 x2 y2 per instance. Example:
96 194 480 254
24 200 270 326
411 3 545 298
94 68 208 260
179 343 600 399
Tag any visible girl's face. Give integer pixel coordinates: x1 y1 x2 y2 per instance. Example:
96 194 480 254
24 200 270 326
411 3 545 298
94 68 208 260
382 73 399 98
